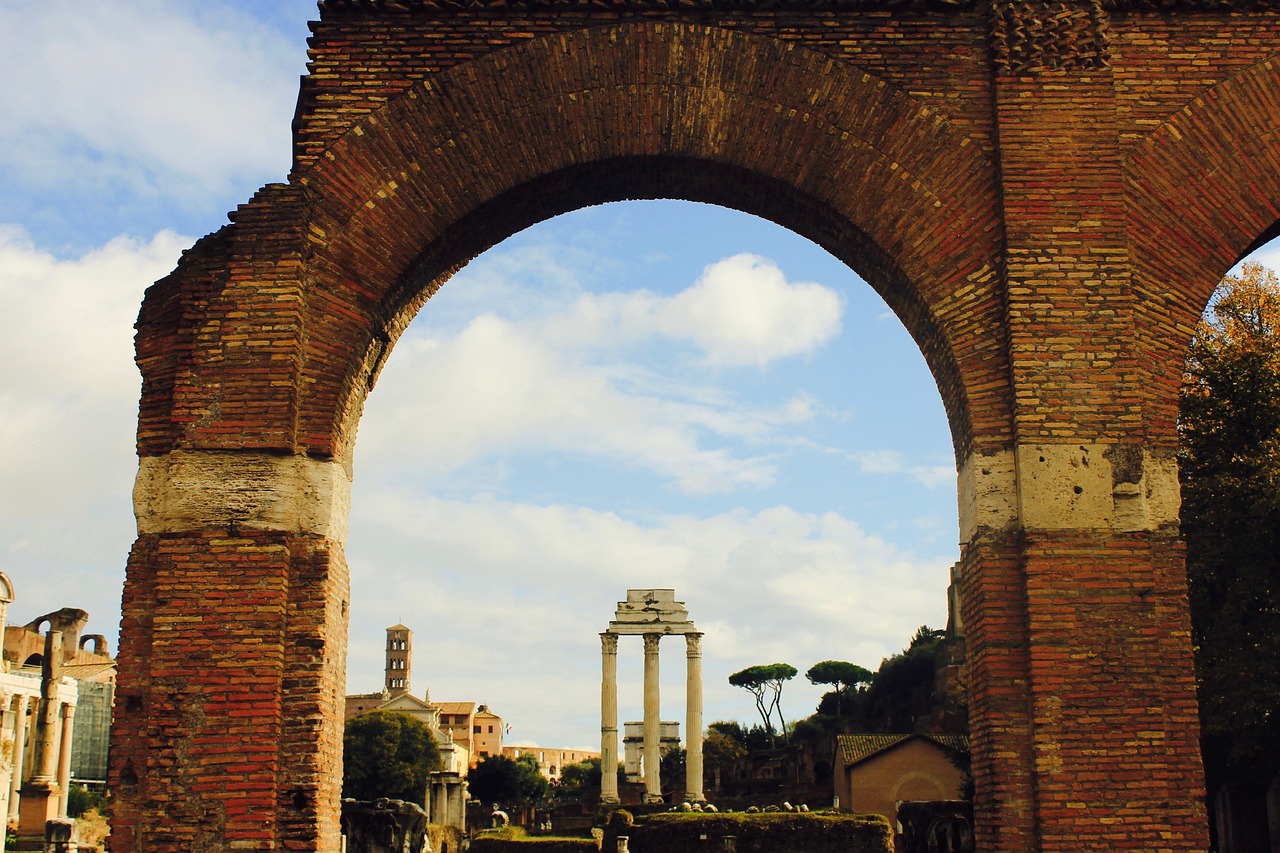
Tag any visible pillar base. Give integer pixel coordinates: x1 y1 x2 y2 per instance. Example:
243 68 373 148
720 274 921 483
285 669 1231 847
15 782 59 836
599 796 622 806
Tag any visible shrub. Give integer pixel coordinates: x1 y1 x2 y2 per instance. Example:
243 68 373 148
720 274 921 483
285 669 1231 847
67 785 107 819
469 839 597 852
628 812 892 853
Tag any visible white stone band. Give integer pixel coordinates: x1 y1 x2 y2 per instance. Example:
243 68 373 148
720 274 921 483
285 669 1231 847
958 444 1181 542
134 450 353 542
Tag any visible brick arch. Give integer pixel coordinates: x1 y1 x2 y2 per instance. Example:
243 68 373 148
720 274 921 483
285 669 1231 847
288 21 1008 463
1125 55 1280 441
116 6 1271 852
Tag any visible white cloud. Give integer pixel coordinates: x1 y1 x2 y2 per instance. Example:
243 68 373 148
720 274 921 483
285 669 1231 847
359 313 814 495
357 252 844 494
543 254 844 366
0 1 301 210
345 494 951 747
0 226 187 641
850 449 955 490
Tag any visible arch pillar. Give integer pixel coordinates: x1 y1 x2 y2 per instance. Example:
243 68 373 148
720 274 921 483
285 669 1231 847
109 450 353 852
958 445 1199 851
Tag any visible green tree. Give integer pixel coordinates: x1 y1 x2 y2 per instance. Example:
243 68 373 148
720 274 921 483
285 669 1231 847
805 660 873 716
67 784 107 818
728 663 797 744
708 719 772 751
342 711 442 802
659 745 686 794
703 725 748 776
468 753 550 807
865 626 947 732
1179 261 1280 795
559 756 601 789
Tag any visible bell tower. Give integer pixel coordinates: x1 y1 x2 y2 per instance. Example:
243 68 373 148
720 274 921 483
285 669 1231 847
385 624 411 697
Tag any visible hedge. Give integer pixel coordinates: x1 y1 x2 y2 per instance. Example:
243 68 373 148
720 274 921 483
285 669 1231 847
469 839 598 853
610 812 892 853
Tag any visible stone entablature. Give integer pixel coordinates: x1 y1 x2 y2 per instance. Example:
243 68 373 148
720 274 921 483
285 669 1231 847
609 589 697 636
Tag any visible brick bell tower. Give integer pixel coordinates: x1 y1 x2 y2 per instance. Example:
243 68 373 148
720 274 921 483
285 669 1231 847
385 624 411 698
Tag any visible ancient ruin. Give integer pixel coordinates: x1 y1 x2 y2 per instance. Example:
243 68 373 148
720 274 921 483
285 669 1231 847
110 2 1280 850
600 589 703 804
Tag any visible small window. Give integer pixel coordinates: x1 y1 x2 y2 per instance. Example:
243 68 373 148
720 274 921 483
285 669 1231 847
474 726 481 734
488 725 494 733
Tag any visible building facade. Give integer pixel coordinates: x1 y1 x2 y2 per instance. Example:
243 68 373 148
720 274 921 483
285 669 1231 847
501 746 601 784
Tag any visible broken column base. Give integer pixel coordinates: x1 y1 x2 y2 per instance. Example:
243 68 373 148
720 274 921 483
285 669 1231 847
10 817 76 853
341 798 428 853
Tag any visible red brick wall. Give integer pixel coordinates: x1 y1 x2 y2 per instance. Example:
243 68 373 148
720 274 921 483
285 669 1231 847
111 3 1280 851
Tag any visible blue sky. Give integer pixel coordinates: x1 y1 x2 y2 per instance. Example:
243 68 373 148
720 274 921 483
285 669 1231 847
1 1 1275 750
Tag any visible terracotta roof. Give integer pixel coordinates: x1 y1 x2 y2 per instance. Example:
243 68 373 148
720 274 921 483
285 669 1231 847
435 702 476 715
837 733 968 768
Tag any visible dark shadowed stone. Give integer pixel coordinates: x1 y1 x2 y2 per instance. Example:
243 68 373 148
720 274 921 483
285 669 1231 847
341 798 430 853
898 800 974 853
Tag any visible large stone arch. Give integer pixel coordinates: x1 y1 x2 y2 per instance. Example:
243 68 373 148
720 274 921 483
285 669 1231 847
111 4 1280 852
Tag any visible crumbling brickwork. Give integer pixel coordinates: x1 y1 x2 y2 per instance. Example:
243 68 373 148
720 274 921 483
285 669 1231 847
111 2 1280 850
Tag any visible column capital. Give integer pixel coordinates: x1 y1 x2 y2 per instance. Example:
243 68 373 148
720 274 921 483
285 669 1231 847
601 632 618 654
643 633 661 653
685 632 703 657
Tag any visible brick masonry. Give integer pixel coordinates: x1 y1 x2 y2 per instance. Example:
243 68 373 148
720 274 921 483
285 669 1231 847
111 3 1280 851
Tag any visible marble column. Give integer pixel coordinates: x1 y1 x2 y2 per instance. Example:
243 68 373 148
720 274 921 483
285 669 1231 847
642 633 662 803
55 703 75 818
449 779 466 829
431 777 447 825
30 632 62 786
685 632 704 803
19 631 64 835
8 695 28 824
599 632 620 804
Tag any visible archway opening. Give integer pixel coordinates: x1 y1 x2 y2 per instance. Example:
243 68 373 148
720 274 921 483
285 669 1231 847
339 198 962 816
1180 234 1280 853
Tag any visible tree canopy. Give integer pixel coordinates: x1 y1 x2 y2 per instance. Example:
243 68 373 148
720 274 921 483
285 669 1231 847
728 663 797 744
805 660 873 716
800 626 953 734
342 711 442 803
1179 261 1280 794
559 757 601 789
467 753 550 807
